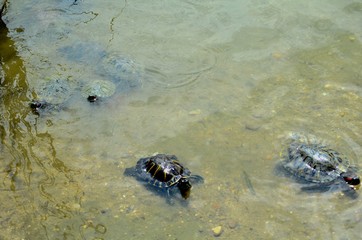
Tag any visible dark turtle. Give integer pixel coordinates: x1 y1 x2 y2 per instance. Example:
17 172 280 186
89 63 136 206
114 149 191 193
281 138 360 193
30 78 72 114
125 154 203 200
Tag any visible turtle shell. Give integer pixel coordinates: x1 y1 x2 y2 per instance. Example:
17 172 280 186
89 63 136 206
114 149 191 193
36 78 72 105
59 42 142 92
81 79 116 98
283 141 360 187
99 53 142 89
30 78 73 114
130 154 202 199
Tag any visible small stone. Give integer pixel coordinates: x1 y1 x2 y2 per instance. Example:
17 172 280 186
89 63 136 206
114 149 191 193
95 224 107 234
245 122 261 131
189 109 201 115
323 83 332 89
272 52 283 60
71 203 81 210
227 220 239 229
212 226 223 237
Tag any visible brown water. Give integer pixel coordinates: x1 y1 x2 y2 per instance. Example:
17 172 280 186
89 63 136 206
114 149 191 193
1 0 362 239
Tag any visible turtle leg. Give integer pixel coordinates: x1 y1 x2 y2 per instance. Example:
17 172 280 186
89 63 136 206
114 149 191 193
341 186 359 199
333 180 359 199
123 167 137 177
189 174 204 184
166 188 175 205
300 184 330 193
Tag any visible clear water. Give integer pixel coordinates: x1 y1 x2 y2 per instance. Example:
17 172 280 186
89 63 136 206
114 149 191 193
1 0 362 239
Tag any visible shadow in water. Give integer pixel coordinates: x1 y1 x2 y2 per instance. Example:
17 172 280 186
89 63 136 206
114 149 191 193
1 15 87 239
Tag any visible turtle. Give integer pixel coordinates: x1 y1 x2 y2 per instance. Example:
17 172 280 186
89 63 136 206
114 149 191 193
281 139 360 194
124 154 204 200
59 42 142 95
81 79 116 102
59 42 142 85
30 78 72 114
58 42 107 65
99 53 142 90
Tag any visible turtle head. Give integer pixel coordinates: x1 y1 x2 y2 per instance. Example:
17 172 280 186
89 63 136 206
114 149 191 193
341 172 360 190
87 95 98 102
29 100 48 114
177 178 192 199
30 100 49 109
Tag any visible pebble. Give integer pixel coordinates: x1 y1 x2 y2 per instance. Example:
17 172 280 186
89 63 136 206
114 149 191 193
212 225 223 237
227 220 239 229
271 52 283 60
95 224 107 234
245 122 261 131
189 109 201 115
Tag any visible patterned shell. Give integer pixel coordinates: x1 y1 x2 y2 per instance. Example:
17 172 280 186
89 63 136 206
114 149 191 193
135 154 191 188
283 142 351 183
36 78 72 105
81 79 116 98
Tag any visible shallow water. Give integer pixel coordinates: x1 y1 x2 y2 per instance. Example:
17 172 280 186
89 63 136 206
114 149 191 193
1 0 362 239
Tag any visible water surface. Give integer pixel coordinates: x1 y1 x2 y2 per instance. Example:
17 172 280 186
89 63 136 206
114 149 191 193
1 0 362 239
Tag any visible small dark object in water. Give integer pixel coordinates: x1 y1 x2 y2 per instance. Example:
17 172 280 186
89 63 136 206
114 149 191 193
242 170 256 195
281 137 360 194
29 100 49 114
87 95 98 102
124 154 203 200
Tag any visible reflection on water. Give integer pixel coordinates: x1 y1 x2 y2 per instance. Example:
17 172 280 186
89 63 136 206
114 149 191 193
0 15 85 239
1 0 362 239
